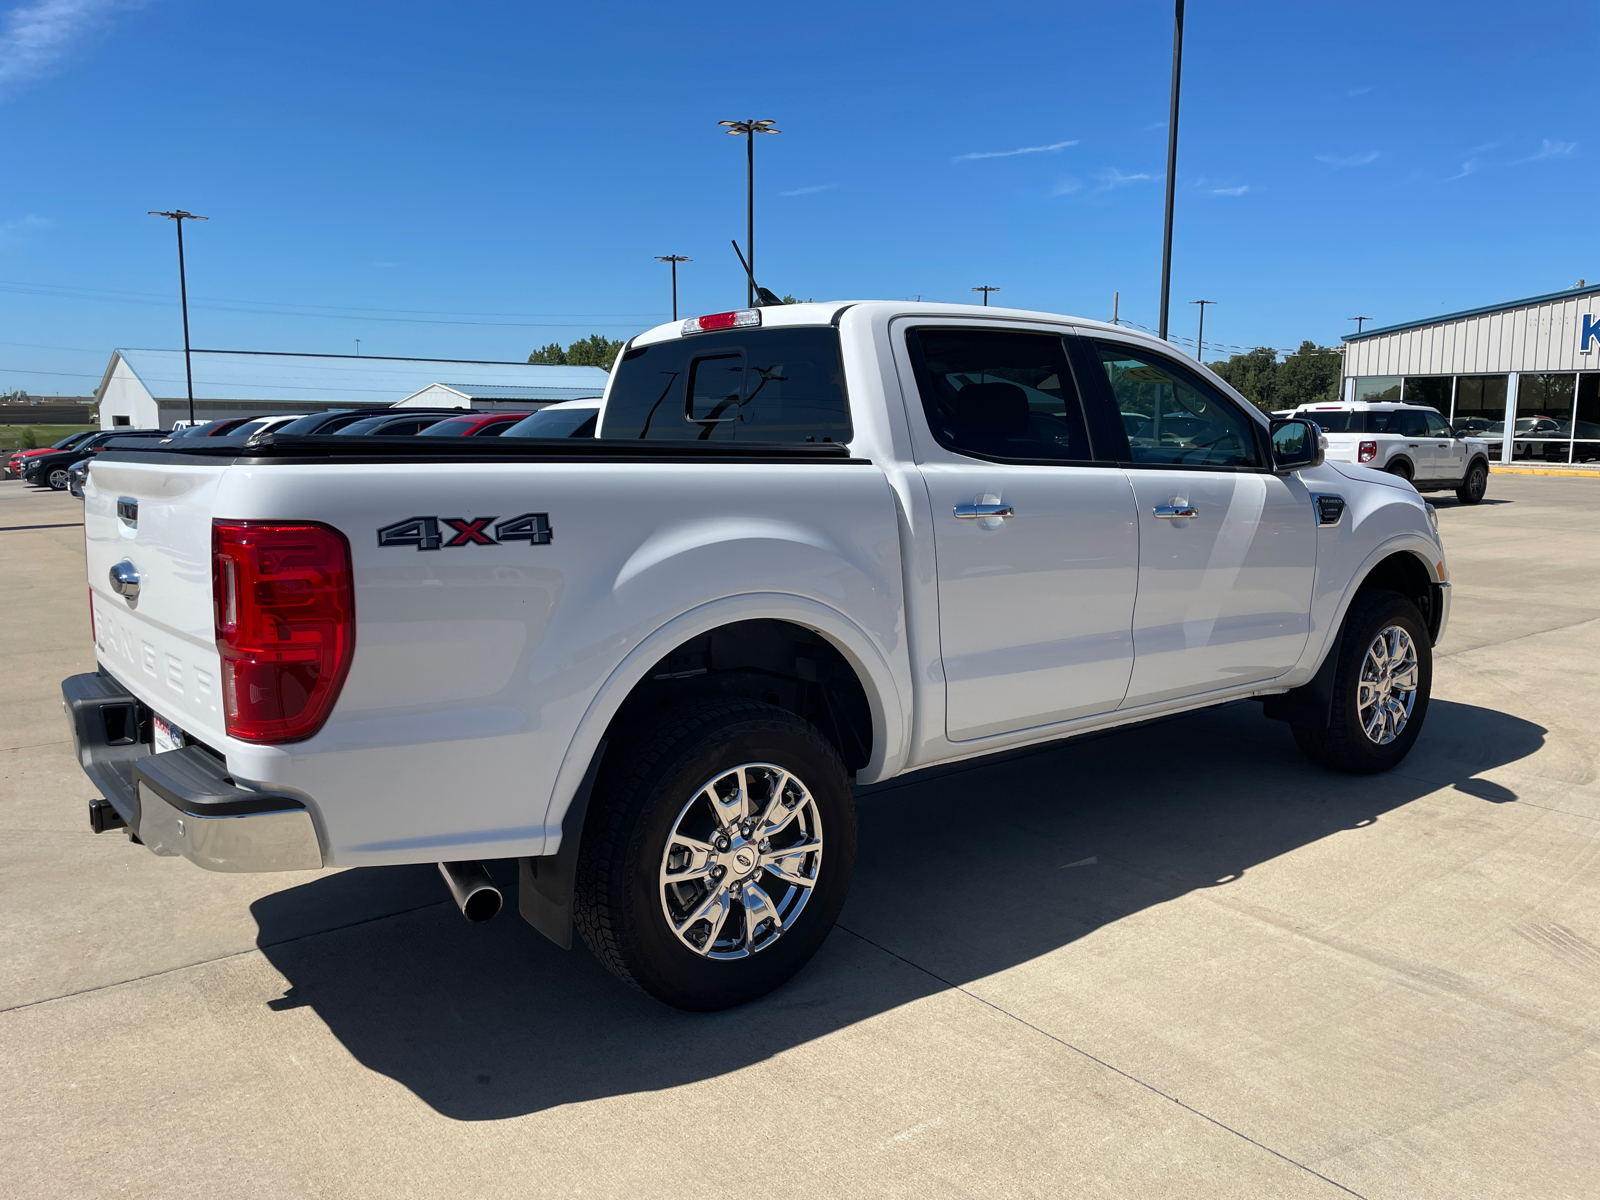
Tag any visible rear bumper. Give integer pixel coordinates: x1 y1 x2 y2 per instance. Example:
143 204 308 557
61 670 324 873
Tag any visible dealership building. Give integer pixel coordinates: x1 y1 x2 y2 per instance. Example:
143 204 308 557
1341 282 1600 463
93 348 609 430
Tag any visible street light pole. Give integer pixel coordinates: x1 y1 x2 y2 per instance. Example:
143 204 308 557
1190 299 1214 362
655 255 692 320
718 119 780 307
1158 0 1185 342
972 286 1000 306
148 209 208 425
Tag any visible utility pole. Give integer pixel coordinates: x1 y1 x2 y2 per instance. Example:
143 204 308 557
972 286 1000 306
1112 291 1120 325
718 119 780 307
147 209 208 425
354 339 361 356
1158 0 1185 342
1190 299 1214 362
655 255 692 320
1349 316 1371 335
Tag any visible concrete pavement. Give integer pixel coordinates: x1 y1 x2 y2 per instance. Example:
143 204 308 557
2 474 1597 1198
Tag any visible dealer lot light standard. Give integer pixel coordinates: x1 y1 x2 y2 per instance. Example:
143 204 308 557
148 209 208 425
718 119 780 308
655 255 692 321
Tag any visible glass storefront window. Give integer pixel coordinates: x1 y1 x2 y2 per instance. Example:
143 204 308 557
1515 373 1576 461
1402 377 1451 413
1451 375 1508 438
1574 374 1600 464
1354 376 1402 402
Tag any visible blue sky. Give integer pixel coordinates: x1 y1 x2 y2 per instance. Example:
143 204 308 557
0 0 1592 395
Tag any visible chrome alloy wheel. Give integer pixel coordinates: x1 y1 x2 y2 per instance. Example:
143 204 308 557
659 762 823 960
1358 624 1420 745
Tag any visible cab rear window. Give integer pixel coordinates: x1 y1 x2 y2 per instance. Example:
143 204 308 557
601 327 851 443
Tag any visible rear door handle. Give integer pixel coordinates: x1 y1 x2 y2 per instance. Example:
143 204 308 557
1153 503 1199 519
954 502 1014 519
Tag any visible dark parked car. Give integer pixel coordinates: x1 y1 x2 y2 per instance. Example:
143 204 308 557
272 409 391 436
333 411 471 436
499 401 601 439
417 411 535 437
6 429 98 478
25 430 167 489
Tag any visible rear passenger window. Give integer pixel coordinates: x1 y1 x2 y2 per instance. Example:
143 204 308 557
1423 411 1453 437
602 328 852 443
1094 342 1261 468
1304 410 1363 433
1398 410 1429 437
905 328 1091 461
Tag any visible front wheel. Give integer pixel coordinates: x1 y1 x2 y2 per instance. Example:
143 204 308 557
47 466 70 490
1292 589 1432 774
574 699 856 1010
1456 460 1488 505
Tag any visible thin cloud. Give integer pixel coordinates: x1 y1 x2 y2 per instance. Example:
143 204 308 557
953 139 1077 162
1446 159 1480 181
1526 139 1576 161
1348 87 1371 96
778 183 837 196
0 212 50 245
0 0 121 93
1210 185 1249 196
1316 151 1379 168
1146 120 1167 130
1097 168 1154 187
1049 178 1081 197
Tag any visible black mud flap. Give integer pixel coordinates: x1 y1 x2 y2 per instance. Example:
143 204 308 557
1261 629 1343 729
518 738 607 951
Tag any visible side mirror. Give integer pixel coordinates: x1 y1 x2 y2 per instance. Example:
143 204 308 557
1270 418 1324 472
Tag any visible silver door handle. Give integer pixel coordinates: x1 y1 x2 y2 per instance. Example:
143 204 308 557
1153 504 1198 519
954 502 1014 519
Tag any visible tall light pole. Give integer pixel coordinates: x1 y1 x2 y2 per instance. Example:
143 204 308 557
655 254 692 320
718 119 780 307
1158 0 1185 342
1190 299 1214 363
1349 315 1371 334
148 209 208 425
972 286 1000 306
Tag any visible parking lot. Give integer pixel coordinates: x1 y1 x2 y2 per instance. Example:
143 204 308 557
3 472 1597 1199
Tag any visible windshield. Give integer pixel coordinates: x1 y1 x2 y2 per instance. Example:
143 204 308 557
502 407 599 438
52 431 95 449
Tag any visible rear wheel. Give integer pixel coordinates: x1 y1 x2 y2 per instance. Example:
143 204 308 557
1292 589 1431 774
574 698 856 1011
1385 458 1414 483
1455 459 1488 505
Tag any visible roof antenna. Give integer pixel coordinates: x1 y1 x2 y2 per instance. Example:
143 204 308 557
731 239 784 307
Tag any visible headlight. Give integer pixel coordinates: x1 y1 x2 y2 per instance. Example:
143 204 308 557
1425 503 1439 536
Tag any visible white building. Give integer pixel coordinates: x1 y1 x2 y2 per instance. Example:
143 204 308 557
1341 282 1600 463
94 348 611 430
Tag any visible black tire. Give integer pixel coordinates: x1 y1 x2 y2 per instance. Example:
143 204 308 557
1455 459 1488 505
1292 590 1431 774
47 466 69 490
1385 458 1414 483
574 698 856 1011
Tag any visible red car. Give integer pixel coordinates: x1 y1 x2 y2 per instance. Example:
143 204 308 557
416 411 535 437
5 430 98 478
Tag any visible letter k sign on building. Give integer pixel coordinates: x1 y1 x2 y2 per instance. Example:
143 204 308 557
1583 313 1600 353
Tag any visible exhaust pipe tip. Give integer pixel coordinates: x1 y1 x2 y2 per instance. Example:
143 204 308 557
437 861 503 923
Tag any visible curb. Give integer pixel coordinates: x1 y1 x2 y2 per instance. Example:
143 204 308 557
1490 466 1600 477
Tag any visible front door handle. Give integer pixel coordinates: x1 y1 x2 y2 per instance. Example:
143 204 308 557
1153 503 1199 519
954 502 1015 519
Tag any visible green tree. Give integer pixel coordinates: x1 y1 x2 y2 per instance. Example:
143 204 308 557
19 427 37 449
1275 341 1342 409
527 334 625 370
1208 347 1281 412
0 389 27 403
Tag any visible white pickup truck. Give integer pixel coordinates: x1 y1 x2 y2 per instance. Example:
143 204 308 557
65 301 1450 1010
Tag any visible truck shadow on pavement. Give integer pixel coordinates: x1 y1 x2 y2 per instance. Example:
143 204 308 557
251 697 1544 1121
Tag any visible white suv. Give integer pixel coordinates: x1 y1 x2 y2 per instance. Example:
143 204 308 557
1295 401 1492 505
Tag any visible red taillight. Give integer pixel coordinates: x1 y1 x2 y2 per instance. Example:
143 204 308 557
682 309 761 335
212 521 354 744
1358 440 1377 463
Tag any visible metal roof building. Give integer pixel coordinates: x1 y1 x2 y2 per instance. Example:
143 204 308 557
394 382 604 408
1342 283 1600 463
93 348 611 430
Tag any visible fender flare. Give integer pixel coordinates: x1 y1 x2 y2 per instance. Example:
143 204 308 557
1299 533 1441 678
538 591 910 850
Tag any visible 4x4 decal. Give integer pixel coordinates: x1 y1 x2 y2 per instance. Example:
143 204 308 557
377 513 552 551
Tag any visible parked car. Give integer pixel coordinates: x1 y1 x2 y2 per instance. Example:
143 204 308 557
332 411 472 436
24 430 166 490
418 411 537 437
66 458 90 498
6 429 98 478
272 409 389 436
1293 401 1492 503
229 415 304 441
66 300 1450 1011
500 400 602 438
